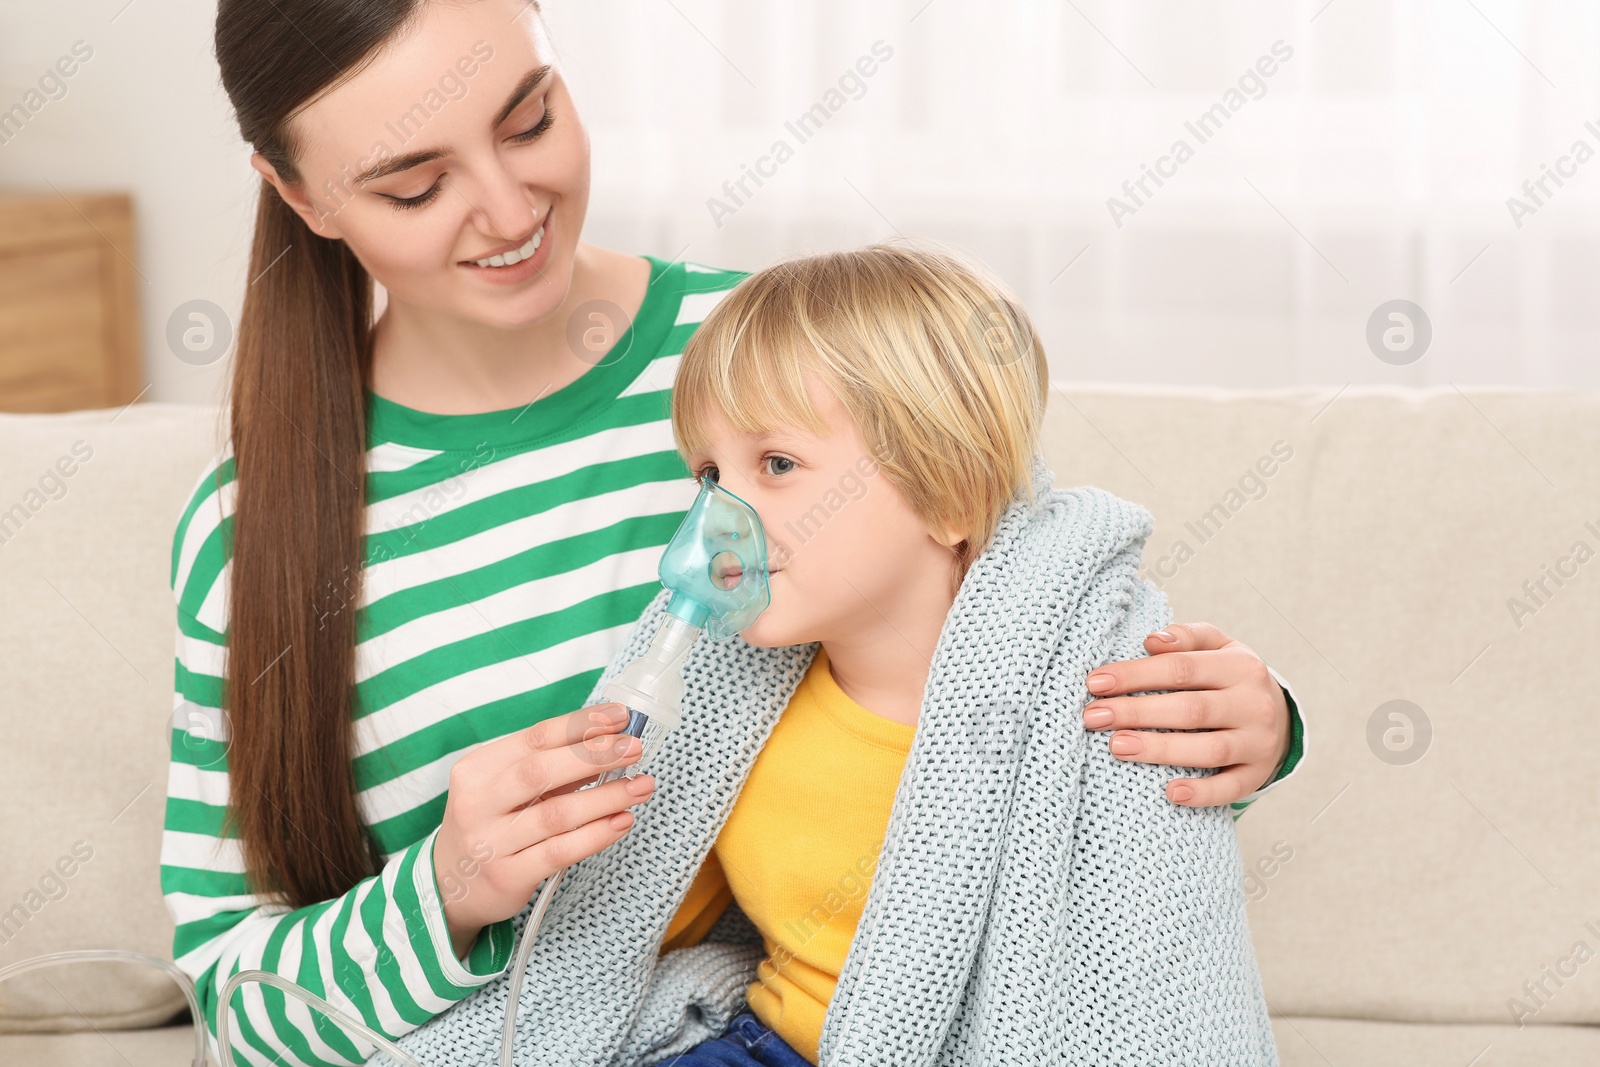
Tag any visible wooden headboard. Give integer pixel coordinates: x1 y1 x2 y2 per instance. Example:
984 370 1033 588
0 190 144 412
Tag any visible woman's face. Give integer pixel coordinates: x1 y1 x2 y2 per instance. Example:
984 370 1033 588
254 0 589 329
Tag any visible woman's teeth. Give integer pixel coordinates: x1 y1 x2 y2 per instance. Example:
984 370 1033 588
473 223 544 268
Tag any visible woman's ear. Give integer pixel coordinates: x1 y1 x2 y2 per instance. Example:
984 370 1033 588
250 152 339 239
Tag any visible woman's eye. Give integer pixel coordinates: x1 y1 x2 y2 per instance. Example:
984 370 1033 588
510 105 555 144
381 105 553 213
764 456 795 476
385 180 443 211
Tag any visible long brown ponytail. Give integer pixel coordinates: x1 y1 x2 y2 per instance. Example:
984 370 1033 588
213 0 423 909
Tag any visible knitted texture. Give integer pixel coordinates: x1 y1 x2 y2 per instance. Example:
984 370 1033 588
375 454 1278 1066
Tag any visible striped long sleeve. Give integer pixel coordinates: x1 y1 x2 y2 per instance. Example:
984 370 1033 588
159 456 514 1067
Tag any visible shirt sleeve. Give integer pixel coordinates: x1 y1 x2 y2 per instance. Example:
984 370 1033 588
160 457 515 1067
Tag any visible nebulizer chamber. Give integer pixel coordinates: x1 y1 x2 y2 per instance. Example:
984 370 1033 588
0 476 767 1067
493 473 770 1067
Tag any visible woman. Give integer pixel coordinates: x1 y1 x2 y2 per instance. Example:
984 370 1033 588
162 2 1303 1064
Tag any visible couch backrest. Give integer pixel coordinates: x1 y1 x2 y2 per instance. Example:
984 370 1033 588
1041 384 1600 1026
0 402 228 1031
1 387 1596 1032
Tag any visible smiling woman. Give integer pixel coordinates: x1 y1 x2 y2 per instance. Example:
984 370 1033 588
160 1 1304 1065
164 3 741 1065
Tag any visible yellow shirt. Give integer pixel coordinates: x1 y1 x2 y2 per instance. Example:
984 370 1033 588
659 646 916 1064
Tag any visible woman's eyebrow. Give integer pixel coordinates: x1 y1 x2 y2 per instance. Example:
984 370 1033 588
491 65 552 129
355 65 552 185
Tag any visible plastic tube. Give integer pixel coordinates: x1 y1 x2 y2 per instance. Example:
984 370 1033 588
217 968 426 1067
496 856 569 1067
0 949 208 1067
496 615 699 1067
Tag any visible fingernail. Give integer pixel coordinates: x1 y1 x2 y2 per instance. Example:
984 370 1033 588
602 704 629 724
1169 783 1194 803
625 774 654 796
613 735 639 756
1083 706 1113 729
1087 673 1114 694
1109 733 1141 755
1152 630 1176 644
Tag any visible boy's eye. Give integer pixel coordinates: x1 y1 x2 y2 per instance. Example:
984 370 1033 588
763 456 796 476
696 464 720 484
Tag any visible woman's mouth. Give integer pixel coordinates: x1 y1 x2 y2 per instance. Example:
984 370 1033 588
459 216 551 284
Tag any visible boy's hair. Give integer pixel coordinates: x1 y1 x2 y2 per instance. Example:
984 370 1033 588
672 240 1048 578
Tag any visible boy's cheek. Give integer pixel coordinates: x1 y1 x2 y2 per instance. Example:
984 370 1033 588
766 535 796 569
738 577 818 648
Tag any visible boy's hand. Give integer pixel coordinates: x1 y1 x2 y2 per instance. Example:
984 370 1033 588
1080 622 1291 807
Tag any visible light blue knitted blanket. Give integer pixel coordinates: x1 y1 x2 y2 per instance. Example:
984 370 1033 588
379 454 1278 1066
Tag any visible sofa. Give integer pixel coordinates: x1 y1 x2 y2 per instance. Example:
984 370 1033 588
2 386 1596 1066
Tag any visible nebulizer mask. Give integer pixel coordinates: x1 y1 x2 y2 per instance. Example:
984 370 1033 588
32 476 770 1067
486 474 770 1067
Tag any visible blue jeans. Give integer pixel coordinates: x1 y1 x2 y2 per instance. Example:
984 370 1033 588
650 1008 813 1066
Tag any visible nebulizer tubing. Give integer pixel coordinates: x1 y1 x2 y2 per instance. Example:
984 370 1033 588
0 949 209 1067
217 969 428 1067
0 476 768 1067
496 473 770 1067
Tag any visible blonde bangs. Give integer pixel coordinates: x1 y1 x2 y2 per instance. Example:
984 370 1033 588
671 268 832 459
672 241 1048 576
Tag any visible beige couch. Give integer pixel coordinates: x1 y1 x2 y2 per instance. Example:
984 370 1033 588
2 387 1596 1066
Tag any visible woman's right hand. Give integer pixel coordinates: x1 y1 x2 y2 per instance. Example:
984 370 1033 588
432 702 655 958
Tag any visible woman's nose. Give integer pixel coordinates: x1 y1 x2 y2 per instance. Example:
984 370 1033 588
468 168 541 247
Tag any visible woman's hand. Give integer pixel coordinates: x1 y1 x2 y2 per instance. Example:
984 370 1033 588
1080 622 1291 807
433 703 655 959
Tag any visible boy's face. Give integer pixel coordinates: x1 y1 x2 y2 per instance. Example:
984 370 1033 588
682 372 964 648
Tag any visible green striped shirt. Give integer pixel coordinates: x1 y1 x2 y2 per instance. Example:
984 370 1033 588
161 256 749 1067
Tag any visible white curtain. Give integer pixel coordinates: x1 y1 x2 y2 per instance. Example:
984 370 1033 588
548 0 1600 388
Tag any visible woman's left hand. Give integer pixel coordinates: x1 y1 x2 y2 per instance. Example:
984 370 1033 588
1081 621 1291 807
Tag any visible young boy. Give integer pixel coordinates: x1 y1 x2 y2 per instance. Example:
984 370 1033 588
646 242 1275 1065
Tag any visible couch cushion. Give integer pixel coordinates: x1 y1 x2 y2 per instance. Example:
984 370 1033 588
1041 384 1600 1025
1273 1015 1600 1066
0 403 227 1031
0 1022 215 1067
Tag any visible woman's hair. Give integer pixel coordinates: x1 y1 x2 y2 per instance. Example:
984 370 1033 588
672 241 1048 580
212 0 429 910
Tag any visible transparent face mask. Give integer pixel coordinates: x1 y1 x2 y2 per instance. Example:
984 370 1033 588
659 474 771 639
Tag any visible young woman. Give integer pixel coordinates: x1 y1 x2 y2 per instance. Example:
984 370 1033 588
163 2 1303 1063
